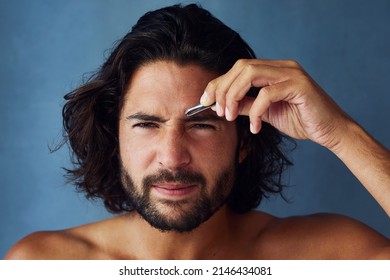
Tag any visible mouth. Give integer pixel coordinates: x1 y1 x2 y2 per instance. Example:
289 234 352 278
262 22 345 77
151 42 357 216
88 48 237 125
152 183 199 199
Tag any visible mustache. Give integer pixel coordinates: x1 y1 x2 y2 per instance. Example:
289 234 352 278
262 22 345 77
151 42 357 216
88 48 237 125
142 169 207 188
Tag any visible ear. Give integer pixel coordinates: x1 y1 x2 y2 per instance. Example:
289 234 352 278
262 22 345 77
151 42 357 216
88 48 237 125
238 138 248 164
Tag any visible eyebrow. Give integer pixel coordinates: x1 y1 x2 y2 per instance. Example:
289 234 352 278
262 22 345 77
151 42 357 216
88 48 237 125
185 114 225 123
126 112 225 123
126 113 167 123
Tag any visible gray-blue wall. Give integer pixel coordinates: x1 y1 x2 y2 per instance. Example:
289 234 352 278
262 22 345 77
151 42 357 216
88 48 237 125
1 0 389 258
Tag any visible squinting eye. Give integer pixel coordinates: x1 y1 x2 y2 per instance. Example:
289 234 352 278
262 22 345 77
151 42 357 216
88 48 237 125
133 122 158 129
192 124 216 130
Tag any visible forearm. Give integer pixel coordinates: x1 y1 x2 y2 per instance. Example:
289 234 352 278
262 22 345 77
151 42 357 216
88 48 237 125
331 120 390 216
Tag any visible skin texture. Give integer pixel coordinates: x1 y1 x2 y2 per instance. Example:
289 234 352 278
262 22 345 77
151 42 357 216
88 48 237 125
4 60 390 260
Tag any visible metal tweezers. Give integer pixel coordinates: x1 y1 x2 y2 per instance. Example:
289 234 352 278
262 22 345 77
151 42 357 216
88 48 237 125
184 103 216 117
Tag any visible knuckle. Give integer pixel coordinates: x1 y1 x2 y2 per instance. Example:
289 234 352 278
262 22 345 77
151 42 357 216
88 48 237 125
242 63 257 78
248 106 260 120
207 79 218 90
284 66 306 81
234 59 248 68
286 59 301 68
259 86 271 97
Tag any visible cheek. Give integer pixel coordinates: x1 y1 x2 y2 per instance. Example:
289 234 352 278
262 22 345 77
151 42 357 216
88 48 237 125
194 136 238 176
119 127 153 173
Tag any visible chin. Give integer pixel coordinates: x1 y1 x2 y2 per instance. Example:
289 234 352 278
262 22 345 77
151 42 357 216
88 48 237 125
142 199 225 233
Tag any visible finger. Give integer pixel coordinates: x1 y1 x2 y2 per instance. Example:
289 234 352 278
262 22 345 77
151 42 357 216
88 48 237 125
202 60 249 116
201 59 264 107
248 80 295 134
237 96 256 116
201 58 298 107
250 59 302 69
201 59 302 120
225 64 292 121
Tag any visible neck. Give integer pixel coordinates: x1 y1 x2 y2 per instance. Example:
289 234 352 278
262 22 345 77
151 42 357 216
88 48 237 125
125 205 237 259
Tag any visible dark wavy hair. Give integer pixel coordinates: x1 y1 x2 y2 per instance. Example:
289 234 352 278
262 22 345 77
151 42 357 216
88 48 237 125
61 4 293 214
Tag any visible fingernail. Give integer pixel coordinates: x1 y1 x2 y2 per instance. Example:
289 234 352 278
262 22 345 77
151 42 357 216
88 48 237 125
225 107 232 121
200 92 209 104
250 123 256 134
216 103 224 116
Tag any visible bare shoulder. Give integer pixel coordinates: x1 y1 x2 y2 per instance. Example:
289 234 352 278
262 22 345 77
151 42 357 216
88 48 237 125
4 229 92 260
252 212 390 259
4 216 124 260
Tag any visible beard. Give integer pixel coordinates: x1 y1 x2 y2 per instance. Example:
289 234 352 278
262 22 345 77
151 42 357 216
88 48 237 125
120 165 236 233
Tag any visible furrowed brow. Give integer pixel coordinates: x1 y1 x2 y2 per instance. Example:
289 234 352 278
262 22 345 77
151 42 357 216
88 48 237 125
125 112 225 123
126 113 167 123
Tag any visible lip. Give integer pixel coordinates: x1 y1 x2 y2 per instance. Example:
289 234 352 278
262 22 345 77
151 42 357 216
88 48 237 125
152 183 198 198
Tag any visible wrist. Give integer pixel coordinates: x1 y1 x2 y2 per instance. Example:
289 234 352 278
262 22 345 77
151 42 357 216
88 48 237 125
326 118 362 157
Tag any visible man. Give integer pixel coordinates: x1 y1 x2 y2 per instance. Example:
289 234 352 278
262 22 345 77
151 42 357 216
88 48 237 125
5 4 389 259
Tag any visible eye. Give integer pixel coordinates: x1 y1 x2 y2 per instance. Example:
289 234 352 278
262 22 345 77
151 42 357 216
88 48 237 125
132 122 159 129
191 123 216 130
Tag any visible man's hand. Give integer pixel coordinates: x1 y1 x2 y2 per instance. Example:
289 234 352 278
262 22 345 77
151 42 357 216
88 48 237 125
201 59 390 216
200 59 352 152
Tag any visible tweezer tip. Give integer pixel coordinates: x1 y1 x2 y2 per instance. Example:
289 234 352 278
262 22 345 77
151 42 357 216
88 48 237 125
184 103 215 117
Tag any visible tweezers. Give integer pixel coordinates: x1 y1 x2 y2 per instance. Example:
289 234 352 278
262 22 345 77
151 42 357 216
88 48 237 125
184 103 216 117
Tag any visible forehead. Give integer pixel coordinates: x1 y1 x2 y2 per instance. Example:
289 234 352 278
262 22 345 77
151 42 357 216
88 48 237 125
122 61 218 111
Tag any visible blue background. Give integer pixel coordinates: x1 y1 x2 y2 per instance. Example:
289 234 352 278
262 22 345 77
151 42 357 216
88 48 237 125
1 0 389 258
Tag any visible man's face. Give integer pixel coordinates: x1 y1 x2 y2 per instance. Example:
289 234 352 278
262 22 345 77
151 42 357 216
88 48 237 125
119 61 242 232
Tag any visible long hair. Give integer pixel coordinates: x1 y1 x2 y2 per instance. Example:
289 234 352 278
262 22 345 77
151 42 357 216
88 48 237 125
61 4 293 213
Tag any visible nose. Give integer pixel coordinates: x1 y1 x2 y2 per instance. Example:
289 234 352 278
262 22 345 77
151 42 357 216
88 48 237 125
157 128 191 170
